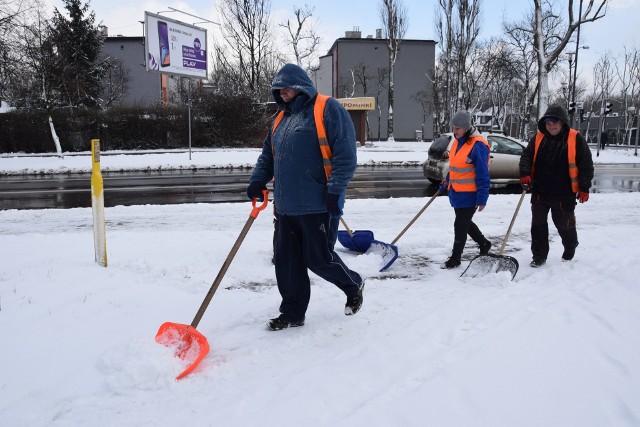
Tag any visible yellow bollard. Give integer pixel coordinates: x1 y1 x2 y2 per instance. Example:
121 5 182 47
91 139 107 267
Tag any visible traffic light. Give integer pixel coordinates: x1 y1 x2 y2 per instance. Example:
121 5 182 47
604 102 613 115
569 101 576 114
579 109 585 122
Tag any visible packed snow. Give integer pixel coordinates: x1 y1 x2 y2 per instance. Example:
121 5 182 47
1 140 639 426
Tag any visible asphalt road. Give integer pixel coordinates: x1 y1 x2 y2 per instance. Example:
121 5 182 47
1 164 639 210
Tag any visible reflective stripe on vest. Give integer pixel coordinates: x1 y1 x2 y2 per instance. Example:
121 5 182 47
448 135 490 192
271 94 333 180
532 129 579 192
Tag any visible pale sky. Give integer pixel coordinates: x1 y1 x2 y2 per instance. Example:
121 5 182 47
46 0 640 90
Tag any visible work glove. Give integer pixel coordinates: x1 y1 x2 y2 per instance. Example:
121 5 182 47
577 191 589 203
246 181 267 201
326 193 341 216
438 179 448 193
520 175 532 190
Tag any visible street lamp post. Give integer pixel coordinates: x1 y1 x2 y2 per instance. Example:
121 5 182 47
566 53 574 108
571 0 584 128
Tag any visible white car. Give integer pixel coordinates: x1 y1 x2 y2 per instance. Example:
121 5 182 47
423 133 526 186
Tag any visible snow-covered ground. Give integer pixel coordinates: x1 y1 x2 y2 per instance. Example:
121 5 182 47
1 142 639 426
2 140 640 175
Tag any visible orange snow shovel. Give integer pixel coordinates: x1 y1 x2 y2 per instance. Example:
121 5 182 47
156 190 269 380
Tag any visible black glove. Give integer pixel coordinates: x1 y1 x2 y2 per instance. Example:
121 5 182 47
326 193 341 216
246 181 267 201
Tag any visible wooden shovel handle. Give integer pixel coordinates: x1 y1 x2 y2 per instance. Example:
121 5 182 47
498 189 527 255
339 217 354 237
190 190 269 328
391 190 441 245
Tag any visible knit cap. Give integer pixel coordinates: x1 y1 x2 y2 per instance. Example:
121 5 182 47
451 110 472 130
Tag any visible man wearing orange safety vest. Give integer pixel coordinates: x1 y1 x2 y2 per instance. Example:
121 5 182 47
247 64 364 331
519 104 594 268
439 110 492 269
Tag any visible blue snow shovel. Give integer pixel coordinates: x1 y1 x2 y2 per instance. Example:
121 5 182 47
337 217 376 253
375 190 442 271
337 217 398 270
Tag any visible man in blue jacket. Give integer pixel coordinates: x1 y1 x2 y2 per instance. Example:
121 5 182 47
439 111 492 269
247 64 364 331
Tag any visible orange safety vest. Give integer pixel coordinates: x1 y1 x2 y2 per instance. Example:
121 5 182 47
532 129 579 192
448 135 491 192
271 94 333 181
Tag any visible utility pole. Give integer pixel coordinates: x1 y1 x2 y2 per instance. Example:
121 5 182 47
571 0 584 128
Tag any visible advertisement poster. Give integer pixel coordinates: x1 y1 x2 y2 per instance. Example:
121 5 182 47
144 12 207 79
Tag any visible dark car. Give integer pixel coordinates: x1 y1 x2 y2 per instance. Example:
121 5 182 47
423 133 526 186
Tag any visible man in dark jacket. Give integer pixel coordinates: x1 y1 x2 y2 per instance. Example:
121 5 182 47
519 104 594 267
247 64 364 331
600 131 608 150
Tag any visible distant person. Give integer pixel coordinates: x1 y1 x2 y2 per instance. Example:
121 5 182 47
600 131 608 150
519 104 594 268
439 110 492 269
247 64 364 331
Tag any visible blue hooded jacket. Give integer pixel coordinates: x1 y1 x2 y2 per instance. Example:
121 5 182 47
250 64 357 216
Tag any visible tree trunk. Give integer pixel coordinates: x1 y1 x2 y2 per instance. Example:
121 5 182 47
48 115 63 157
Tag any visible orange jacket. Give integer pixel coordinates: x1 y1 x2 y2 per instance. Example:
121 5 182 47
448 135 491 192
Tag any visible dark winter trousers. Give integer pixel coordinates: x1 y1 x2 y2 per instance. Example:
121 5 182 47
273 213 339 253
530 193 578 260
451 207 487 259
274 212 363 322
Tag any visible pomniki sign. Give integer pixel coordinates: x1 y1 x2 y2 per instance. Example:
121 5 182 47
336 97 376 111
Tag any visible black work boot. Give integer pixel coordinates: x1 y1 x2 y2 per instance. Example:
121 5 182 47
345 282 364 316
440 257 461 269
267 315 304 331
529 256 546 268
562 242 578 261
479 240 492 255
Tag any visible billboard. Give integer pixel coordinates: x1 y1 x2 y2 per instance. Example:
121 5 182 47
144 12 207 79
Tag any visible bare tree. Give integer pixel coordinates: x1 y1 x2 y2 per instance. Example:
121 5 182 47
472 39 520 132
375 67 389 140
533 0 607 117
411 75 434 141
215 0 277 99
503 15 539 139
434 0 454 133
379 0 407 140
279 5 320 71
337 68 356 98
615 45 640 141
433 0 481 133
0 0 40 105
453 0 481 110
100 58 129 108
353 63 374 140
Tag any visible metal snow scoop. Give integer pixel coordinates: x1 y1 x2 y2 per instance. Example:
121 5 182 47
155 190 269 380
337 218 376 253
375 190 442 271
460 188 526 281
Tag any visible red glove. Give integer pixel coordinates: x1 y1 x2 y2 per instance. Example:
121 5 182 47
520 176 531 185
577 191 589 203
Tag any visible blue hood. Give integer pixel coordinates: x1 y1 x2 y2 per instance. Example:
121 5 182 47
271 64 317 107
